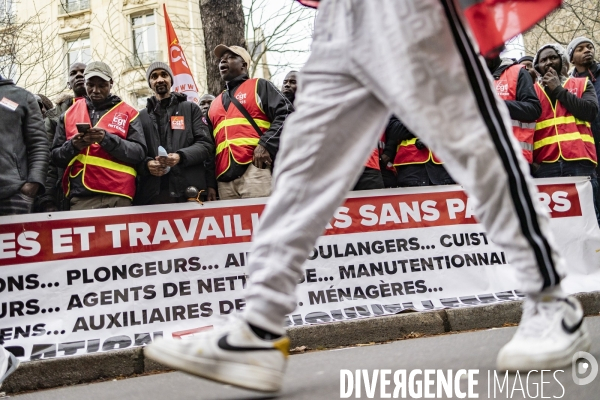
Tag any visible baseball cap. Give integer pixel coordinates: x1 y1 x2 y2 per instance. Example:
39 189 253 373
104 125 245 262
214 45 251 66
84 61 113 81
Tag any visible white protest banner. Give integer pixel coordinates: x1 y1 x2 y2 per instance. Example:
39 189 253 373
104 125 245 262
0 177 599 361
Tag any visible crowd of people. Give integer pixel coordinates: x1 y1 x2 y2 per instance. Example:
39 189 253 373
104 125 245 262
1 38 600 224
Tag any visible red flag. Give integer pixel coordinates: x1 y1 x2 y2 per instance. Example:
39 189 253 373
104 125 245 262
463 0 562 56
163 5 200 104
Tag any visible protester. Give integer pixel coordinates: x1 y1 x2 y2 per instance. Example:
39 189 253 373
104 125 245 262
0 74 49 216
389 129 455 187
487 54 541 165
533 43 599 226
519 55 539 83
38 62 87 212
568 37 600 215
207 45 293 200
51 61 146 210
135 62 216 204
199 93 215 118
281 70 298 104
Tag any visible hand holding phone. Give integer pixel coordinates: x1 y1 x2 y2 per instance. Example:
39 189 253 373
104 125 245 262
76 123 91 135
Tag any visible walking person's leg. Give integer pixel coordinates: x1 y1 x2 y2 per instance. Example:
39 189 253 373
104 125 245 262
146 0 589 392
344 0 586 372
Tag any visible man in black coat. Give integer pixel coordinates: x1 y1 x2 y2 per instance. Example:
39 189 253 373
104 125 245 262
0 74 48 215
136 62 216 204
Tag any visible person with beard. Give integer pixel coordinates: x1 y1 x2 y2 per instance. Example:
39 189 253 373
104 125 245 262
135 62 216 204
199 94 215 119
486 53 541 166
532 44 599 224
568 37 600 215
52 61 146 210
38 62 87 212
281 70 298 104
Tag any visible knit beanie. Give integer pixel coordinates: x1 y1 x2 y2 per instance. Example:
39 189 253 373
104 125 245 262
146 62 174 87
566 37 595 61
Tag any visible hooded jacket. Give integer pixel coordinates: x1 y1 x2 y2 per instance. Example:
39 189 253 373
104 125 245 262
51 95 147 199
0 77 49 200
135 92 215 204
533 43 598 123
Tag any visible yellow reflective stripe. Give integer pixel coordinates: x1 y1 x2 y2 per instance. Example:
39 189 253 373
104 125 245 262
213 118 271 137
399 138 417 147
535 116 591 130
533 132 595 150
216 138 261 155
73 154 137 176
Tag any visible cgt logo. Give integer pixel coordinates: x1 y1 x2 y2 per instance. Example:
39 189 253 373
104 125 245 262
495 80 509 97
573 351 598 386
108 112 128 133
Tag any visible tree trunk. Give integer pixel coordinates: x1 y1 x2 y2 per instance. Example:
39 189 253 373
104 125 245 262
199 0 246 96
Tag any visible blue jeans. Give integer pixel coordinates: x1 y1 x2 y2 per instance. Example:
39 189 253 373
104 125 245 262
534 160 600 227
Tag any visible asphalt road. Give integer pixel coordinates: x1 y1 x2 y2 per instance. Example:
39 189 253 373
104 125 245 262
13 316 600 400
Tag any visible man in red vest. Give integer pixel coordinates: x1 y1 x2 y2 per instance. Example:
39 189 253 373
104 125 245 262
52 62 147 210
207 45 294 200
147 1 590 391
486 53 541 166
532 44 599 224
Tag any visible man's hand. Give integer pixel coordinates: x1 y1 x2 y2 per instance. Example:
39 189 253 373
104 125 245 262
157 153 181 167
380 154 391 165
148 160 169 177
72 133 89 150
20 182 40 198
542 67 561 91
72 128 106 150
252 144 272 169
207 187 217 201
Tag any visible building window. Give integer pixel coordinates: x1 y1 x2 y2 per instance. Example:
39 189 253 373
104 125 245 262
58 0 90 15
66 37 92 67
130 12 159 66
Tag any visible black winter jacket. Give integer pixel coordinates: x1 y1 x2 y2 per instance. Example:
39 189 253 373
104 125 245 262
492 59 541 122
135 93 215 204
51 95 146 198
0 78 49 199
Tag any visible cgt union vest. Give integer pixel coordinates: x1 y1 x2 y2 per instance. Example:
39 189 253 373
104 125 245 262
62 99 139 199
494 64 535 163
393 138 443 166
209 79 271 179
533 78 596 164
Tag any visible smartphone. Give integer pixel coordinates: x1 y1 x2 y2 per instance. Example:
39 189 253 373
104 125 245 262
76 123 91 134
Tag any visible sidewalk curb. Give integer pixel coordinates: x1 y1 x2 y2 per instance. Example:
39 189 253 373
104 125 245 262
3 291 599 394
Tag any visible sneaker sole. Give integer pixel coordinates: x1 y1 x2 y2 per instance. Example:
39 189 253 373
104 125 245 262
145 343 284 392
0 352 20 389
497 329 592 372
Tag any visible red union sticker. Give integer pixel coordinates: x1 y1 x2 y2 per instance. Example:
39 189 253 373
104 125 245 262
171 116 185 130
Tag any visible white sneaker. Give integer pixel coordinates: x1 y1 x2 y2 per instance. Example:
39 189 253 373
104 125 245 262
0 346 20 389
145 316 289 392
497 295 591 371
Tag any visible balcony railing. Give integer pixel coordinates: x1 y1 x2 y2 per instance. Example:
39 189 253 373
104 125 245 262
58 0 90 15
127 51 162 68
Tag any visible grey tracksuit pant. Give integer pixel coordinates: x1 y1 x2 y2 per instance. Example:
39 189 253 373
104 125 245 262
243 0 565 334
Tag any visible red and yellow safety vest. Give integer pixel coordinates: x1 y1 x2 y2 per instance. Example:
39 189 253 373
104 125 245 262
393 138 443 167
533 78 596 164
494 64 536 163
62 98 139 199
209 79 271 178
